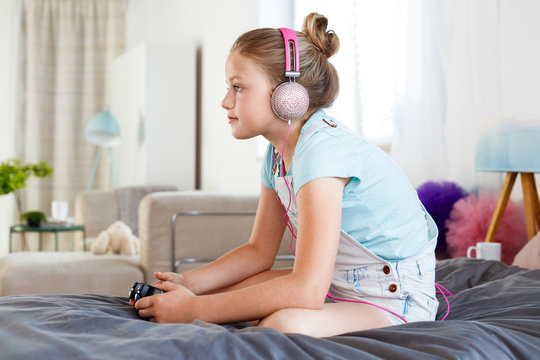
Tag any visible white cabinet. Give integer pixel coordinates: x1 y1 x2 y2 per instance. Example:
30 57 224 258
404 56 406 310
111 42 196 190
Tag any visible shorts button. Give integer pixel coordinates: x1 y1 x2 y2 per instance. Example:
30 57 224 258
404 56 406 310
388 284 397 293
382 265 391 275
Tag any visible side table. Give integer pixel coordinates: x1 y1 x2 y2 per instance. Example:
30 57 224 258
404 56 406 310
474 116 540 242
9 224 86 253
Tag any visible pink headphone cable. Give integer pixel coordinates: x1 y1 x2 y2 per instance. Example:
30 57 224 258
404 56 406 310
273 120 297 256
435 283 453 321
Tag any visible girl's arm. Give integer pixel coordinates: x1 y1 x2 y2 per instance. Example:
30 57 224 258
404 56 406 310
167 184 288 295
136 176 347 324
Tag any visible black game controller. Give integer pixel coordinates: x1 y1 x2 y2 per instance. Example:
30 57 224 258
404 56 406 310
128 282 164 302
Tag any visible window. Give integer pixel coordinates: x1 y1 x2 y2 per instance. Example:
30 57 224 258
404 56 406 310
294 0 408 148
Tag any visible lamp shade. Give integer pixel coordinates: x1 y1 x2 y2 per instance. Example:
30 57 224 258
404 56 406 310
85 108 121 147
475 117 540 172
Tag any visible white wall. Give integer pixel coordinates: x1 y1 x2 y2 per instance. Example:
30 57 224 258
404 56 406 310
198 1 260 192
0 0 22 256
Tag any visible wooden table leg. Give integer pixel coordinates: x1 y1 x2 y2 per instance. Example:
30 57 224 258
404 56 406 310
485 172 517 243
521 173 540 240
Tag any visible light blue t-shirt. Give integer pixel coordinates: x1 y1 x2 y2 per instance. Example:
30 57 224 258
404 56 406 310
262 110 436 261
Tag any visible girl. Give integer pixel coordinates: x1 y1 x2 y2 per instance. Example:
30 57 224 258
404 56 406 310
133 13 439 338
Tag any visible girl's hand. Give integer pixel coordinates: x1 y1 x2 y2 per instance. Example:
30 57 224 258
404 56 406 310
134 281 197 323
128 272 187 306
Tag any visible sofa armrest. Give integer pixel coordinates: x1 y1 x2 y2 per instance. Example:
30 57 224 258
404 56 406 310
138 191 294 282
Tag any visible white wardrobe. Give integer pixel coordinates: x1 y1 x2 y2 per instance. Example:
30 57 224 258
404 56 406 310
110 42 197 190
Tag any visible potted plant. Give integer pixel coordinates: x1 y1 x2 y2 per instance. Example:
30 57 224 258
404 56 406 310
20 211 47 227
0 158 53 219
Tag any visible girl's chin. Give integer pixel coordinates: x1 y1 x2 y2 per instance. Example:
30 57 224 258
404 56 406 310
231 132 255 140
230 127 257 140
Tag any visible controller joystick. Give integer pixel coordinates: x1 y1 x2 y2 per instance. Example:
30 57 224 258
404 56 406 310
128 282 164 302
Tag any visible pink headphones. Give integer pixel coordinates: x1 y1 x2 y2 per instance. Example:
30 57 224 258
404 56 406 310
271 28 310 122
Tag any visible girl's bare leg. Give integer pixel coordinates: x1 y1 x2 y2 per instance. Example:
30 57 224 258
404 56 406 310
258 302 393 337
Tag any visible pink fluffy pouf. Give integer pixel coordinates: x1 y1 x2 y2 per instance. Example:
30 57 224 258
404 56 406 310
445 191 528 264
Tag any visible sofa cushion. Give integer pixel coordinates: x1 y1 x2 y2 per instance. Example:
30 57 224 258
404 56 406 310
0 252 143 297
115 185 177 236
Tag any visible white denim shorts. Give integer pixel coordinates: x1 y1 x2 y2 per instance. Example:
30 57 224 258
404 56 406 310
328 239 439 326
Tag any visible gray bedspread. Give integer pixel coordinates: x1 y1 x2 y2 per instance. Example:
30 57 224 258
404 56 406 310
1 258 539 359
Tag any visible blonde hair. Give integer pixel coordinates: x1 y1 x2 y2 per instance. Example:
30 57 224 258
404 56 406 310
230 13 340 113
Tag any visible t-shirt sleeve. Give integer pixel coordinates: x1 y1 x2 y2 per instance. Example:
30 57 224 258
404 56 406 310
293 129 364 195
261 143 275 190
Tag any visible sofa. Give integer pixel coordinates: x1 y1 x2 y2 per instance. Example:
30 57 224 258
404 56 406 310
0 190 294 297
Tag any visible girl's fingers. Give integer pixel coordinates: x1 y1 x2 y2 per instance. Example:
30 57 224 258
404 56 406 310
154 271 173 281
154 281 178 292
154 271 184 285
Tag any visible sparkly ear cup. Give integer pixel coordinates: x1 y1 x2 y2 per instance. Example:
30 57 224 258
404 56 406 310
271 82 309 121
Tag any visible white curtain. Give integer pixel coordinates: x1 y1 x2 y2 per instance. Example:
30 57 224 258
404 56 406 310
294 0 504 192
294 0 406 144
391 0 503 191
294 0 360 132
21 0 126 215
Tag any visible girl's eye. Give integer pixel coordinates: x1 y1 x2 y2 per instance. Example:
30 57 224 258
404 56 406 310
233 85 242 92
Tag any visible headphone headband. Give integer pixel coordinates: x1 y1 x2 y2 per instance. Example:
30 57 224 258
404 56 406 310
278 28 300 78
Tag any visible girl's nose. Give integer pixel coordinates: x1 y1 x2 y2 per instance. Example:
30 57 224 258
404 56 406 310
221 90 233 110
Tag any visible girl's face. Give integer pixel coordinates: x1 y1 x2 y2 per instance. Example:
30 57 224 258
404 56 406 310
221 52 278 140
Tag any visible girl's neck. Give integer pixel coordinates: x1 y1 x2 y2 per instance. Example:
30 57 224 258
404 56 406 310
267 119 304 174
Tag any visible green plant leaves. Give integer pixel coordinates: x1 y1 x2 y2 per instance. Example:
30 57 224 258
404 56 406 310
20 211 47 222
0 158 53 195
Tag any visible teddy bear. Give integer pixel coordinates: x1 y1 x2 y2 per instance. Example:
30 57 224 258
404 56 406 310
91 220 140 256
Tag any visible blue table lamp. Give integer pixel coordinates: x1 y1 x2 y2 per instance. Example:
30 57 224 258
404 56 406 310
475 116 540 241
85 108 121 190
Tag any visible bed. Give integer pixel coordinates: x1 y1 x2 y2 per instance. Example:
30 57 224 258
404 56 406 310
1 257 539 359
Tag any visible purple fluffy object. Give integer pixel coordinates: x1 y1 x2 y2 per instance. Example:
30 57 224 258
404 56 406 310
417 181 468 258
445 191 527 265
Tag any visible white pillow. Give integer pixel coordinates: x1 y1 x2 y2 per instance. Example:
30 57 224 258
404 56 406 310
512 232 540 269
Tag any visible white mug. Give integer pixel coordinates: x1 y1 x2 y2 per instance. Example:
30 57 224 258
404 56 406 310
467 242 501 261
51 200 69 220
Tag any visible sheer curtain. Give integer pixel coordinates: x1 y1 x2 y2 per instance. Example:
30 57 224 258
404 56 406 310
391 0 502 191
295 0 503 191
294 0 406 146
21 0 126 215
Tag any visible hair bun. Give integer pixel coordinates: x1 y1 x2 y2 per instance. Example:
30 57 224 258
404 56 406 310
301 13 339 58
